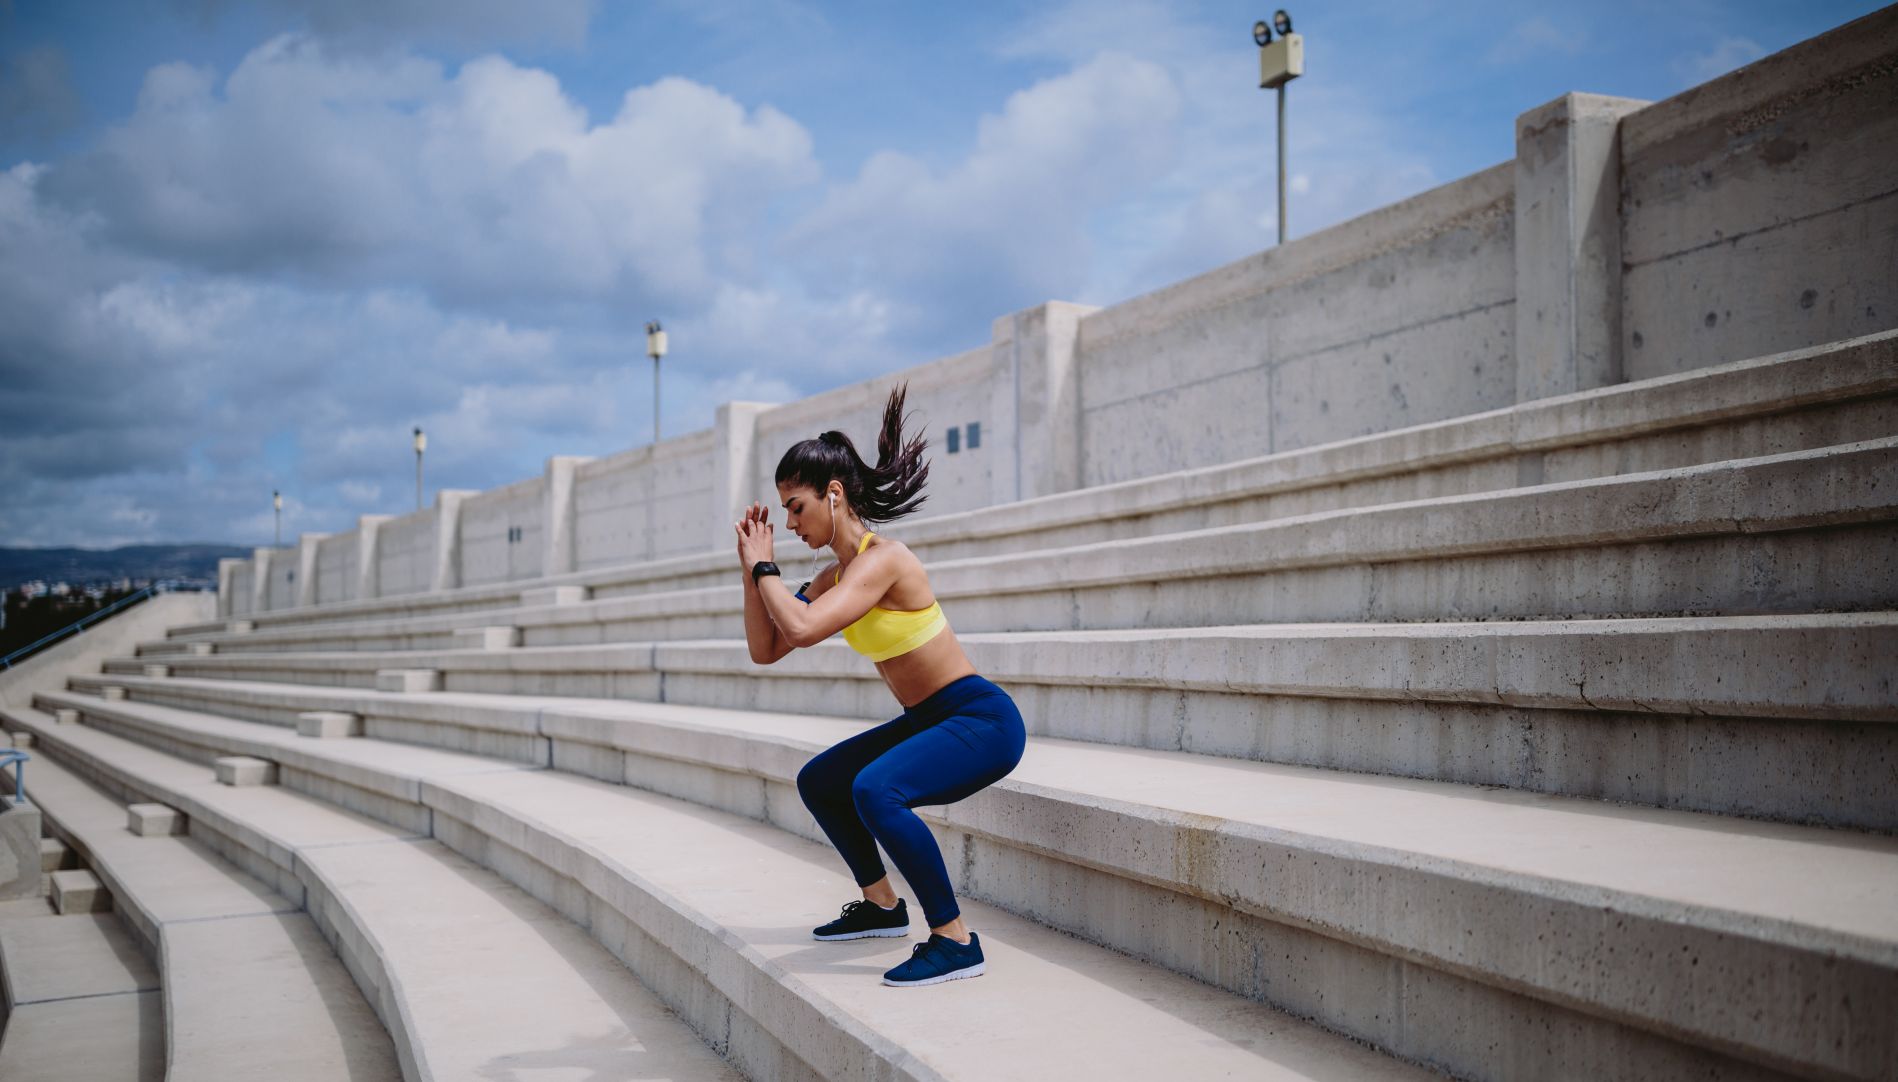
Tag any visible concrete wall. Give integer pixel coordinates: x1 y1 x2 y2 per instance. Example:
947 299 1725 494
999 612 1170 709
1073 165 1516 486
459 475 546 589
220 13 1896 615
749 346 1005 521
575 429 717 571
1617 6 1898 381
314 532 357 606
374 510 437 598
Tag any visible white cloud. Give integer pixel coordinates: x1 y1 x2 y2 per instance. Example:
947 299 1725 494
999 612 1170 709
789 52 1181 334
46 36 818 312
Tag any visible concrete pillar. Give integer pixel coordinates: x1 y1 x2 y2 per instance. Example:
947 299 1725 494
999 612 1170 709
992 301 1099 503
712 401 774 549
294 533 328 608
249 547 273 615
429 490 477 594
354 515 392 601
1513 92 1649 402
216 558 242 619
540 456 591 578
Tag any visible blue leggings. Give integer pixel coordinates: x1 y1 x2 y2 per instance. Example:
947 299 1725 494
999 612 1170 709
796 674 1026 928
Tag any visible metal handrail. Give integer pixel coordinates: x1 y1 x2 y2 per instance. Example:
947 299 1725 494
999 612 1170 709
0 749 28 808
1 584 162 671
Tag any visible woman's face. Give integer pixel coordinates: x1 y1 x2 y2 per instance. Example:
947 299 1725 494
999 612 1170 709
777 481 829 548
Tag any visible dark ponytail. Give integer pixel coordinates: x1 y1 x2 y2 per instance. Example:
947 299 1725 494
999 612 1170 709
775 383 930 524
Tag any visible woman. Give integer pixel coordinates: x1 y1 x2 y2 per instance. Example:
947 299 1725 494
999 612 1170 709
733 383 1026 988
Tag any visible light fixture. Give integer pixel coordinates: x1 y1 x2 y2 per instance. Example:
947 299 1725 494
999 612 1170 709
1253 20 1272 46
1255 11 1305 245
1273 9 1292 35
413 426 426 511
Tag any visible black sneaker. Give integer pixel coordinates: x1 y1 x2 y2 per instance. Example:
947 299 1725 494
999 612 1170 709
881 932 985 987
811 899 910 941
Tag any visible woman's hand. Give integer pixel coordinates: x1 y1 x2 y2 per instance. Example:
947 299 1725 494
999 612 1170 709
736 507 775 569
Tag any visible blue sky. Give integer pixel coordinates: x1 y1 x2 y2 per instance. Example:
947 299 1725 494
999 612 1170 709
0 0 1881 548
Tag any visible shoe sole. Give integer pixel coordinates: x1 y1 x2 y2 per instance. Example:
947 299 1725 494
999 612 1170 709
812 927 911 941
882 961 986 987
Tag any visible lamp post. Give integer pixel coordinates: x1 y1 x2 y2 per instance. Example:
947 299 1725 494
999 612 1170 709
273 490 282 546
1254 10 1304 245
413 426 426 511
645 320 668 444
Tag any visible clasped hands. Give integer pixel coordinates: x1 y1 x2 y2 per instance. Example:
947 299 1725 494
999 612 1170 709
734 501 776 572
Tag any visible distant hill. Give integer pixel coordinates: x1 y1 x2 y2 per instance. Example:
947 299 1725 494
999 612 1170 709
0 543 253 588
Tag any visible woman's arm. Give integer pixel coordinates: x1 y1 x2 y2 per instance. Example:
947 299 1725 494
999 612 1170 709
752 541 901 648
736 505 792 664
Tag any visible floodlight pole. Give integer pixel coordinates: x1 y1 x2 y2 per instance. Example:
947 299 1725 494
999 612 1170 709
1277 84 1288 245
645 321 668 445
1255 12 1304 246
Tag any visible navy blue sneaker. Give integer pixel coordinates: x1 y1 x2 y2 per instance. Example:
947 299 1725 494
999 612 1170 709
812 899 910 941
881 932 985 987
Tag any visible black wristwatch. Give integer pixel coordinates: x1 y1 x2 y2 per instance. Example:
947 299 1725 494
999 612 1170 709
750 561 781 583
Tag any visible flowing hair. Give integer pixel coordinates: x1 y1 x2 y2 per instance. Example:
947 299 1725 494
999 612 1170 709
774 383 929 524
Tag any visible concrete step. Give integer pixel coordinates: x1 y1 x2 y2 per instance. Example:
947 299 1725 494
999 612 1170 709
0 720 402 1082
1 707 744 1082
74 611 1898 829
27 685 1897 1081
162 436 1898 657
184 330 1898 639
0 896 161 1081
3 697 1446 1082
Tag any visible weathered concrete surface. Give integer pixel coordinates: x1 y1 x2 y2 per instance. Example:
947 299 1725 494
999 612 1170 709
1618 6 1898 381
27 680 1893 1080
1 909 157 1008
191 330 1898 638
4 692 1417 1082
51 869 110 914
0 991 162 1082
0 803 42 899
13 741 401 1081
214 755 276 786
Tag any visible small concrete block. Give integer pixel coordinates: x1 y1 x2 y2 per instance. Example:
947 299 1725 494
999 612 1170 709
186 642 216 656
228 620 254 634
521 585 587 607
54 708 80 725
101 686 127 701
141 664 170 679
214 756 277 787
11 731 34 748
126 803 184 837
296 711 362 739
452 626 521 650
41 837 76 872
375 669 442 694
51 870 110 914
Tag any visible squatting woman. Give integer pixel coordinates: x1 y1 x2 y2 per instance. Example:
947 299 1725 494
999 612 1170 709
733 383 1026 988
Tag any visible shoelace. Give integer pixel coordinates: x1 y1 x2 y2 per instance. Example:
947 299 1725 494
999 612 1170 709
838 900 882 920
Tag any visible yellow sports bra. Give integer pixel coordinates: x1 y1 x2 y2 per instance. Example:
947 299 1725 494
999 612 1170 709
835 531 948 662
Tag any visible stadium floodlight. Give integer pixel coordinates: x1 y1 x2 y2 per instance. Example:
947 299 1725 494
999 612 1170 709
1255 11 1305 244
413 426 426 511
645 320 668 444
273 490 282 546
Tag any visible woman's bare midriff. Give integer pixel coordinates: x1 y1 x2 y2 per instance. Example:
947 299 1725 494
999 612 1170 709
875 625 978 708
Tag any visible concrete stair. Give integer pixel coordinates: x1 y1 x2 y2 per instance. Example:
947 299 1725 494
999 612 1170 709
2 701 1441 1082
0 895 161 1082
143 434 1898 659
1 705 745 1082
75 609 1898 830
160 331 1898 644
0 731 401 1080
18 679 1897 1081
72 331 1898 1080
